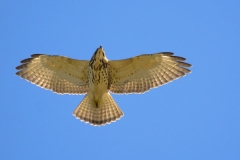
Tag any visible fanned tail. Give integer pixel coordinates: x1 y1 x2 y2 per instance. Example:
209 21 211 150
73 92 123 126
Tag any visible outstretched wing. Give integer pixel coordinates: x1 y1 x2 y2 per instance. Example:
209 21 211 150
16 54 89 94
108 52 191 94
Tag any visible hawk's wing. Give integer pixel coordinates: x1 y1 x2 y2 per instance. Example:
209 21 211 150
16 54 89 94
108 52 191 94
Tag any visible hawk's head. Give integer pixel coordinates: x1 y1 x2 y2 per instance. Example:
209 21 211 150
91 45 108 61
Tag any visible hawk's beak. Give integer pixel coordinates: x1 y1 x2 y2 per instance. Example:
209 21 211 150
98 45 104 53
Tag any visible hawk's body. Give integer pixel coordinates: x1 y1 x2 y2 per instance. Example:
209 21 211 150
16 46 191 126
74 47 123 125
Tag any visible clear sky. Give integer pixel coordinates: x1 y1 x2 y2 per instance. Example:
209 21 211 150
1 1 240 160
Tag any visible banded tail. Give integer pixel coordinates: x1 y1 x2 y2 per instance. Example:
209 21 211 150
73 92 123 126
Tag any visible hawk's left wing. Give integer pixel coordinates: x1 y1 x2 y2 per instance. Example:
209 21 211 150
16 54 89 94
108 52 191 94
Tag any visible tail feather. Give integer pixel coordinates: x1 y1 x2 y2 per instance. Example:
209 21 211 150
73 92 123 126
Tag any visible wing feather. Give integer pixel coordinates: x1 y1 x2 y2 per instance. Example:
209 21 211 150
16 54 89 94
108 52 191 94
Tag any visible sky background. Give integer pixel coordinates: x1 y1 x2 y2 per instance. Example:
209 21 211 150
1 1 240 160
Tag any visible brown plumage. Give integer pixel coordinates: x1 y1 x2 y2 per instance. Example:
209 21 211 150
16 46 191 126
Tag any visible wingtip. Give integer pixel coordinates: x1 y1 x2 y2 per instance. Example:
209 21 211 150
20 58 32 64
31 54 44 58
171 56 186 61
177 62 192 68
161 52 174 56
15 71 21 76
16 64 27 70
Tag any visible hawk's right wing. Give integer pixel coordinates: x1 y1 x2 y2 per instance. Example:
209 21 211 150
16 54 89 94
108 52 191 94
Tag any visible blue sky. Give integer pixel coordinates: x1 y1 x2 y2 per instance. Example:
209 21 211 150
1 1 240 159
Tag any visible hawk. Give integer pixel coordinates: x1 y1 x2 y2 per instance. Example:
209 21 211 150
16 46 191 126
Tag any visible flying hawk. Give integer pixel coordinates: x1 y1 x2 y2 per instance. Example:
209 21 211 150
16 46 191 126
